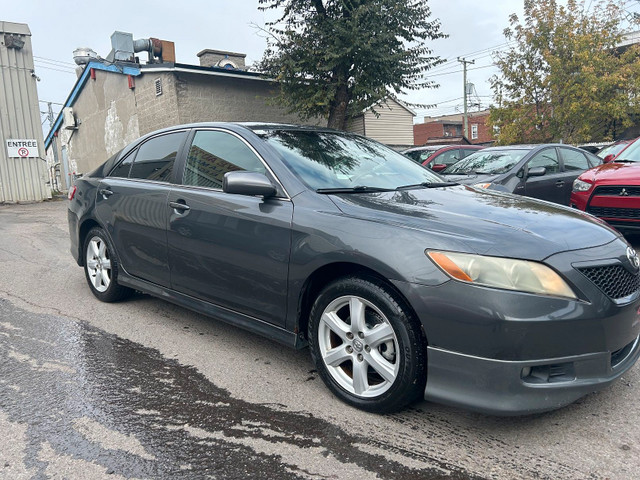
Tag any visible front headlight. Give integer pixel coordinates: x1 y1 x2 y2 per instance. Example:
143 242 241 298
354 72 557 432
474 183 491 189
572 179 593 192
427 251 577 299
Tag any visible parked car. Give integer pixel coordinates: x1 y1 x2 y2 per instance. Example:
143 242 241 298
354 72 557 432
68 123 640 415
440 144 602 205
571 137 640 232
402 145 483 172
596 138 636 163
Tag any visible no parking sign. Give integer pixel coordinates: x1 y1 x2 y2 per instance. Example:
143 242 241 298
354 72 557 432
6 139 38 158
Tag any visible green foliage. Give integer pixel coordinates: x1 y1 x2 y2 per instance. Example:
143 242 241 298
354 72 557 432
489 0 640 145
257 0 445 130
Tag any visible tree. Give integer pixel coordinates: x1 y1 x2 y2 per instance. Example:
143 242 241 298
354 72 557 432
257 0 445 130
489 0 640 145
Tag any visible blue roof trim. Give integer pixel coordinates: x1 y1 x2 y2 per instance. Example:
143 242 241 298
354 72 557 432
45 62 141 149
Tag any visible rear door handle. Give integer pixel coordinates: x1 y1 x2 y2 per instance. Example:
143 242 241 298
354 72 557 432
555 180 565 187
99 188 114 198
169 201 190 212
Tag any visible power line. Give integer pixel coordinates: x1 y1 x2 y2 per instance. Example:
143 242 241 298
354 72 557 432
33 55 76 67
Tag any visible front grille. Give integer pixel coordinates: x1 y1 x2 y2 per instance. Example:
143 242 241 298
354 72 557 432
593 186 640 196
578 265 640 299
586 206 640 219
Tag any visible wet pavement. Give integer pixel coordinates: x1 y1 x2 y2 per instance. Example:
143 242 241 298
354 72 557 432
1 201 639 479
0 299 478 479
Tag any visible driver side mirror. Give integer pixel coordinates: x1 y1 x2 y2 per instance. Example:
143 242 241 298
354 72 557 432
223 171 277 198
527 166 547 177
603 154 615 163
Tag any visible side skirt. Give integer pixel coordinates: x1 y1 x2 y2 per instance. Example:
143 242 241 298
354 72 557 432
117 272 305 349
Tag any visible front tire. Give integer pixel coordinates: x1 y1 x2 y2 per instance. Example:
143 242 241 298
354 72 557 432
83 227 131 302
308 276 426 413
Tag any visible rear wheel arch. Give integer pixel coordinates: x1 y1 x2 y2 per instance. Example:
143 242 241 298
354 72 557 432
78 218 101 266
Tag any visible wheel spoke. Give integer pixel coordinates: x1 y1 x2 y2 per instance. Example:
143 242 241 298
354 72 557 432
98 241 106 259
92 270 103 289
366 351 396 384
352 359 369 395
322 311 350 341
365 323 394 348
102 259 111 270
324 345 351 367
90 241 100 257
349 297 366 333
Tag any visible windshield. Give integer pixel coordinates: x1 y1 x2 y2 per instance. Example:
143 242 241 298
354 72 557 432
442 149 528 175
615 138 640 162
258 130 442 190
597 142 628 159
404 149 437 163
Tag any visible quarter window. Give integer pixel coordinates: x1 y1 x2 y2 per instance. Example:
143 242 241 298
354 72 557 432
561 148 590 171
129 132 187 182
183 131 266 189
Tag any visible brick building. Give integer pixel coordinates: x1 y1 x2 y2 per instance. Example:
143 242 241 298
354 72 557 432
413 109 494 146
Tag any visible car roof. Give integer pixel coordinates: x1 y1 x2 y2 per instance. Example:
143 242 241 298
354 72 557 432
403 144 481 153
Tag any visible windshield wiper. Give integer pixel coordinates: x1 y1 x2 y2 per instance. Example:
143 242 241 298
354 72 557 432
614 159 637 163
396 181 459 190
316 185 395 194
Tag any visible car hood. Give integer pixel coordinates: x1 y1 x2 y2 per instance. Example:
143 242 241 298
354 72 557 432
327 185 619 261
579 161 640 185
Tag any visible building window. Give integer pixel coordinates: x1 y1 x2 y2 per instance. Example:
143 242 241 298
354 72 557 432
155 78 162 96
471 124 478 140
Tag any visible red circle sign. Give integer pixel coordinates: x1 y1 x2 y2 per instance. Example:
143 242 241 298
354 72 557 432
17 147 29 157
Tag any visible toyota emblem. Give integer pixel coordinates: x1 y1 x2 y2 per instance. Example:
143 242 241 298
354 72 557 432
627 247 640 269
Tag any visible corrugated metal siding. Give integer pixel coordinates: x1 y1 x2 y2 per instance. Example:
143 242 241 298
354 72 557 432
0 21 50 203
363 99 414 146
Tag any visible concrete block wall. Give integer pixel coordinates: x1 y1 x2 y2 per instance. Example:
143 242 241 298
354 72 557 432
174 73 321 126
135 73 180 135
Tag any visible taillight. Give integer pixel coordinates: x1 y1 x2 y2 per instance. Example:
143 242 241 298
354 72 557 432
68 185 77 201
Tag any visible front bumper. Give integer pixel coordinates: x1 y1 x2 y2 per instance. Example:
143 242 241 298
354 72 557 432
392 237 640 415
424 336 639 415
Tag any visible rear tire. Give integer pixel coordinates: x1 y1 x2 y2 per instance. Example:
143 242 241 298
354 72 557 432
308 276 426 413
83 227 131 302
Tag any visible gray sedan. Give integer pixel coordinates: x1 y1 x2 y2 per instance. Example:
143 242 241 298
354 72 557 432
441 144 602 205
68 123 640 415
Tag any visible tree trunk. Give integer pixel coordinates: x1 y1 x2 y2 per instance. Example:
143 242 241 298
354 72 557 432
327 83 349 130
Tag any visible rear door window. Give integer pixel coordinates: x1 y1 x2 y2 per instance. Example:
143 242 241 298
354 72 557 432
560 148 590 171
129 131 188 182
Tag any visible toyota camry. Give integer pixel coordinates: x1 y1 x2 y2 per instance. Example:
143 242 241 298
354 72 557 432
68 123 640 415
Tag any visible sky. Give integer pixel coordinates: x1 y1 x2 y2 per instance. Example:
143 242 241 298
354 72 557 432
2 1 638 130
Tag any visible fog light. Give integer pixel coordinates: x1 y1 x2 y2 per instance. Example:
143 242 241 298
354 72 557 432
521 366 531 378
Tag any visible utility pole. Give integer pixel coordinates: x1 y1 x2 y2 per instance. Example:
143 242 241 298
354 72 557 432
47 102 60 191
458 57 475 139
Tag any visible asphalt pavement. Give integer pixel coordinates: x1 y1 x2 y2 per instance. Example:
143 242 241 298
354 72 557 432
0 200 639 479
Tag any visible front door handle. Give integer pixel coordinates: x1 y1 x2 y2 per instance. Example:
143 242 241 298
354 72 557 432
99 188 114 198
556 180 565 187
169 201 190 212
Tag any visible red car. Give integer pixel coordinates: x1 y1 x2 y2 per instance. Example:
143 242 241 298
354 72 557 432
402 145 484 172
571 137 640 232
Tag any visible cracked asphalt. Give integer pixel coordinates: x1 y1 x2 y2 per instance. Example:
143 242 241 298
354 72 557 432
0 200 639 479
